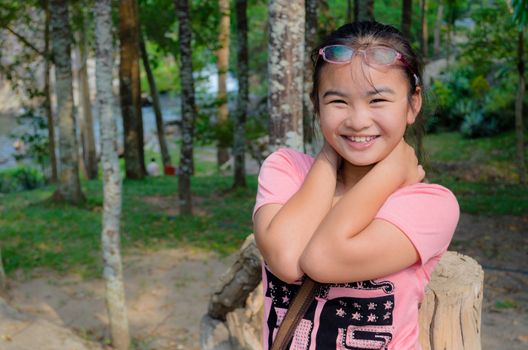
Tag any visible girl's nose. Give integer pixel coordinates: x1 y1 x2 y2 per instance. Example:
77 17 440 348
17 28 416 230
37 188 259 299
343 106 372 131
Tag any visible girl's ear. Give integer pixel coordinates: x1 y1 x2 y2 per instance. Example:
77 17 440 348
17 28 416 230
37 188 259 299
406 86 422 125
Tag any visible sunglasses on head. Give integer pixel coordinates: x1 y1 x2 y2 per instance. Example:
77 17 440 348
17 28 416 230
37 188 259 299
318 45 420 86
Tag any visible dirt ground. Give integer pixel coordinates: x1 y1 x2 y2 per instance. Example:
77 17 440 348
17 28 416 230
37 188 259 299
1 213 527 350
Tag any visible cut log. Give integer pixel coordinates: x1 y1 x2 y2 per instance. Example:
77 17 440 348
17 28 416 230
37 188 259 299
202 236 484 350
418 251 484 350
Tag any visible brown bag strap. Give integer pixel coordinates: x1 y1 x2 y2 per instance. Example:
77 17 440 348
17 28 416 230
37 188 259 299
270 276 320 350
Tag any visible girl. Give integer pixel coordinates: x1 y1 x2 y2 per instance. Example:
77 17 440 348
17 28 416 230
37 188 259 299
253 21 460 350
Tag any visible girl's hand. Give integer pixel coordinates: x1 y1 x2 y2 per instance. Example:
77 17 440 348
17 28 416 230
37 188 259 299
378 139 425 187
319 141 342 171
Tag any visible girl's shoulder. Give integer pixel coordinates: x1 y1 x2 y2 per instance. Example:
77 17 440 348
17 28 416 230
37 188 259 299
262 148 315 179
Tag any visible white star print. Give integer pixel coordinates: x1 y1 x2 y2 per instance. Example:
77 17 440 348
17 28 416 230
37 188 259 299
383 312 391 320
336 308 346 317
353 303 361 309
384 300 393 310
368 302 377 310
282 296 290 304
269 282 274 288
367 313 378 322
351 312 361 320
282 286 288 292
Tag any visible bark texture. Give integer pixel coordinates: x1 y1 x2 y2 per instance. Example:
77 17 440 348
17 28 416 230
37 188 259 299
268 0 305 151
217 0 231 167
401 0 412 39
44 0 57 183
95 0 130 348
78 15 98 180
50 0 85 204
139 34 172 169
175 0 197 215
233 0 249 188
303 0 317 154
515 29 527 184
119 0 145 179
201 235 262 350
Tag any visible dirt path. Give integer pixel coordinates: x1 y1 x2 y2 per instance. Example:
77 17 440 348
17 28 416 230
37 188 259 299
1 214 527 349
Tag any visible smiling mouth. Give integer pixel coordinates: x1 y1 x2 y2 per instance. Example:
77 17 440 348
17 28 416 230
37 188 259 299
345 135 379 143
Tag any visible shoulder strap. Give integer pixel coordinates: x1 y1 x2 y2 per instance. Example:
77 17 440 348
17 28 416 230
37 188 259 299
271 276 319 350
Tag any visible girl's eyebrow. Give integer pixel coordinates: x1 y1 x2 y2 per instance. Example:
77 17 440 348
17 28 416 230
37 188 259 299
322 90 349 99
366 86 395 96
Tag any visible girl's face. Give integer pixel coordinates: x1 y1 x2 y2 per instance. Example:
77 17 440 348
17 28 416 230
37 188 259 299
317 57 421 167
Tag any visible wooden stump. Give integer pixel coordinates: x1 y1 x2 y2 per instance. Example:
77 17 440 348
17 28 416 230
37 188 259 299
418 251 484 350
201 236 484 350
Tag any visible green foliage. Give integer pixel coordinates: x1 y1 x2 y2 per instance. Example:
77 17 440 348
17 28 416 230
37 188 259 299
0 166 45 193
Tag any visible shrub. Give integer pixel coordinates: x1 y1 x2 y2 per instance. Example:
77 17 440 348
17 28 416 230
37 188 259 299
0 166 45 193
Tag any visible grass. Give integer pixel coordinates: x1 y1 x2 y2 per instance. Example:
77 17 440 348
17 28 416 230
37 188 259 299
0 131 526 277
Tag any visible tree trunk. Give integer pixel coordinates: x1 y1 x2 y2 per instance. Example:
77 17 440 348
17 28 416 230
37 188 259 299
433 4 443 57
95 0 130 349
0 248 6 294
303 0 317 155
516 29 527 184
44 0 58 183
420 0 428 59
268 0 305 151
401 0 412 39
78 13 98 180
346 0 353 23
356 0 375 21
119 0 145 179
175 0 196 215
217 0 230 168
139 34 172 169
233 0 248 188
50 0 85 205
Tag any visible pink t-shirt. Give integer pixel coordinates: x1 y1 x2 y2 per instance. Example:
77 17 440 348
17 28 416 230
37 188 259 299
254 148 460 350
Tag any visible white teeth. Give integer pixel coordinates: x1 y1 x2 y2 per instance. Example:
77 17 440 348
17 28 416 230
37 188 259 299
347 136 376 142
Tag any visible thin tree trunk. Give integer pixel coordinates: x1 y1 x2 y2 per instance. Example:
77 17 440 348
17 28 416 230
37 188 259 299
50 0 85 204
303 0 317 153
420 0 428 59
0 248 6 294
233 0 248 188
217 0 230 167
268 0 305 151
119 0 145 179
516 29 527 184
139 34 172 169
78 13 98 180
356 0 375 21
346 0 353 23
401 0 412 39
434 4 443 57
175 0 196 215
44 0 57 183
95 1 130 349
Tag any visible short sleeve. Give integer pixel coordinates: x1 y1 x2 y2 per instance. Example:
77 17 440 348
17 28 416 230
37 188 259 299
253 148 314 219
375 183 460 266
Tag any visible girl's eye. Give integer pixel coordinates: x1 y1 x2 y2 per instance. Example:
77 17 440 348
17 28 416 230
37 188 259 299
330 99 347 105
370 98 387 104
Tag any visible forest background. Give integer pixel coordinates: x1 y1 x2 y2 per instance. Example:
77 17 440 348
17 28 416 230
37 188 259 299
0 0 527 349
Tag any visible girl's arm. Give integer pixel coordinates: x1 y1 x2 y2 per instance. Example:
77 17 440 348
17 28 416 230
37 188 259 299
253 144 340 283
299 140 424 283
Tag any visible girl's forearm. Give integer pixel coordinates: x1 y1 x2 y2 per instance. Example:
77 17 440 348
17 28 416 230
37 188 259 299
257 153 337 282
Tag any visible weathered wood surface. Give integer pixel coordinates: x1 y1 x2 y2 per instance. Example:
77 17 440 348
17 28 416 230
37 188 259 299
201 235 484 350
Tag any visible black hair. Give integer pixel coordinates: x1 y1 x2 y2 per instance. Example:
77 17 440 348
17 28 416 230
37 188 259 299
310 21 426 162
